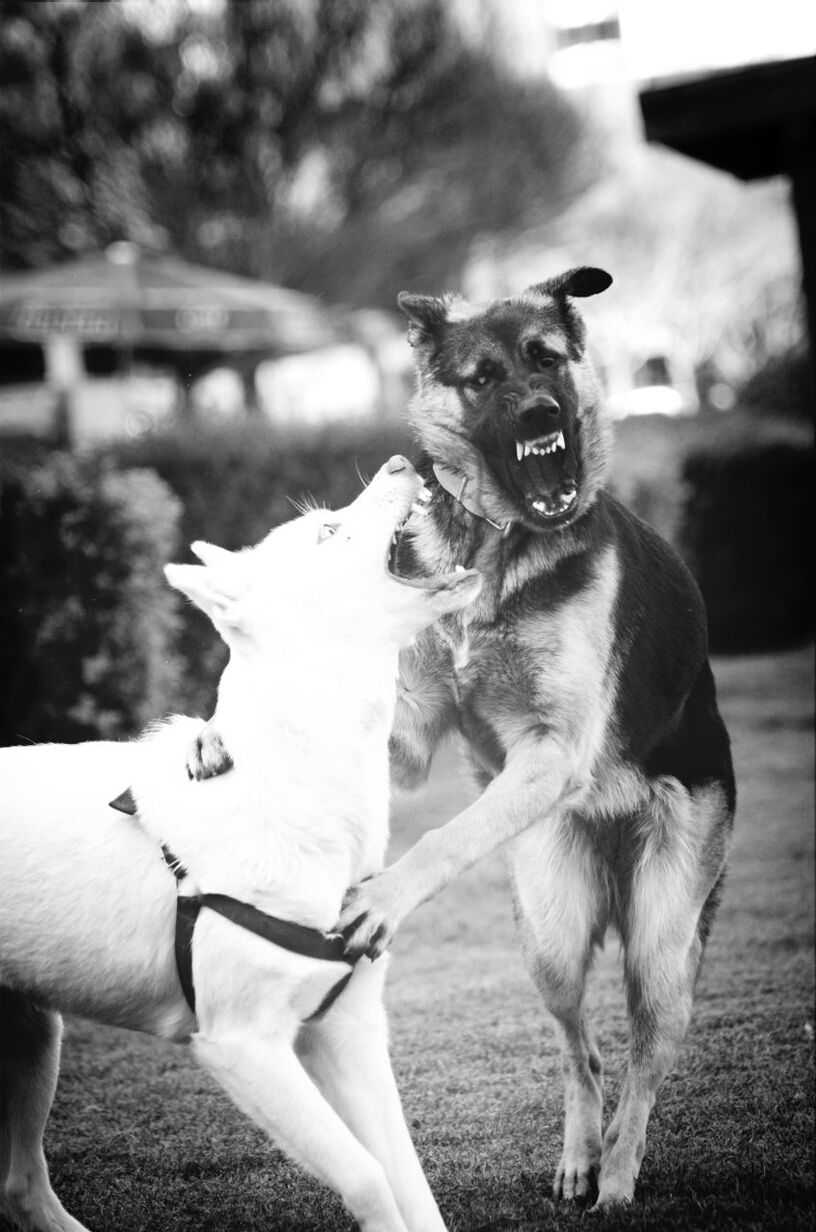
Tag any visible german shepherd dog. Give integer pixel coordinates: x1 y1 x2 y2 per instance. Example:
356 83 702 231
191 269 735 1209
335 269 737 1207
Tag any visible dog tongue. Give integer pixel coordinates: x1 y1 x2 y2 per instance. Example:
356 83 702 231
521 444 576 497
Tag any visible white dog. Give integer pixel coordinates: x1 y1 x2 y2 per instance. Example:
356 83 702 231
0 456 481 1232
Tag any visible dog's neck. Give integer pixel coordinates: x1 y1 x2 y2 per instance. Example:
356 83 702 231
431 461 512 535
213 645 399 763
407 455 606 614
210 645 400 846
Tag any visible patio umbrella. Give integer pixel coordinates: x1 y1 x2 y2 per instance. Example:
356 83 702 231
0 242 337 354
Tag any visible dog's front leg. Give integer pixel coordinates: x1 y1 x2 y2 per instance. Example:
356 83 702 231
389 640 457 791
194 1029 410 1232
339 735 581 959
297 960 447 1232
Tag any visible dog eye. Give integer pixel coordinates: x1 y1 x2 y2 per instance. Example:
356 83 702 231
528 343 558 370
317 522 339 543
468 363 498 389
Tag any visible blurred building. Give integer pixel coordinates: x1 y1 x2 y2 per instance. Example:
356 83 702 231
0 243 408 441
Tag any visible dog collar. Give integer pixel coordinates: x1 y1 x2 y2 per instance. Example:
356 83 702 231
432 462 513 537
109 787 355 1020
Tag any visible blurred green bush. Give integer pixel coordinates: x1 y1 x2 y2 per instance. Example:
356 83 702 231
0 451 182 744
680 436 814 652
610 409 814 653
736 345 813 421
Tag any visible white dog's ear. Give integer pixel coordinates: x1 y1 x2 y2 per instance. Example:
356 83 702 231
164 563 246 629
190 540 236 569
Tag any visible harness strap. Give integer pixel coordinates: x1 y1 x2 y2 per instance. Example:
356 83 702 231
174 895 201 1012
109 788 356 1021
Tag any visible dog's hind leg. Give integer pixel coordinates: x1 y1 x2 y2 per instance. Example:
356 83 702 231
297 961 446 1232
598 784 730 1207
0 991 88 1232
507 816 609 1205
194 1029 413 1232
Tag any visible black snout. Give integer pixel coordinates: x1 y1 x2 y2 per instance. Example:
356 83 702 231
517 395 561 437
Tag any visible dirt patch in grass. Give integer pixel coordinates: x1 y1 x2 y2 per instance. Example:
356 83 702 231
5 646 813 1232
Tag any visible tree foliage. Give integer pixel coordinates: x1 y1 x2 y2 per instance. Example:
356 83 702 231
0 0 590 305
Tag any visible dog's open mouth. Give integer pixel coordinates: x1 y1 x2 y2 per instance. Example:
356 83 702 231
509 429 578 520
386 487 477 592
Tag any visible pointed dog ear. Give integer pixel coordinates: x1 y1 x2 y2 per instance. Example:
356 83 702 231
530 267 613 299
397 292 448 347
190 540 237 569
164 561 247 630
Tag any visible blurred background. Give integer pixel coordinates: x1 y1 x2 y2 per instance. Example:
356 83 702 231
1 0 813 741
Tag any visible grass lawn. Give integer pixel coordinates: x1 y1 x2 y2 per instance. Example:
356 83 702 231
4 645 813 1232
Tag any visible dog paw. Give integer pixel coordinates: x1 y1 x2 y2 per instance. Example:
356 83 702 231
553 1158 599 1205
337 873 408 961
593 1180 634 1209
186 723 233 781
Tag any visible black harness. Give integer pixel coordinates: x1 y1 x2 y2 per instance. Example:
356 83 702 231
109 788 355 1021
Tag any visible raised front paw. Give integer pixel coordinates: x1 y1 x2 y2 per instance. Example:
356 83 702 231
337 872 410 961
186 722 234 781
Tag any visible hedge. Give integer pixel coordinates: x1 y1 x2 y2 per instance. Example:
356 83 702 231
611 410 814 653
0 452 182 744
1 407 810 748
680 435 814 652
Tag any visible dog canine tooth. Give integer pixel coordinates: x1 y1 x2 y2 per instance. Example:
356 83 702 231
516 441 524 462
556 431 565 450
523 443 534 458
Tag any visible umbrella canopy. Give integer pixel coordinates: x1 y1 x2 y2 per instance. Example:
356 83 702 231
0 243 337 353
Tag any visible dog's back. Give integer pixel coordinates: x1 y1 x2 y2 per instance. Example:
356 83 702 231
0 738 191 1037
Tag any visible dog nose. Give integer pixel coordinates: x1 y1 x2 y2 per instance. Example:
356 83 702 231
386 455 409 474
517 396 561 434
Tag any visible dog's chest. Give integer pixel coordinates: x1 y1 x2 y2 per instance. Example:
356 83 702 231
439 609 539 772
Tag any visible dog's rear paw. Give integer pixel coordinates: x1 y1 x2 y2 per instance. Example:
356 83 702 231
186 723 234 781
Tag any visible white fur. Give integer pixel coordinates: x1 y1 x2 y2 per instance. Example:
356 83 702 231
0 458 481 1232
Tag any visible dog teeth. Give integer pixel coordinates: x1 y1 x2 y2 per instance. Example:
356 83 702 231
417 487 432 505
516 431 566 461
410 501 428 518
454 564 466 573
